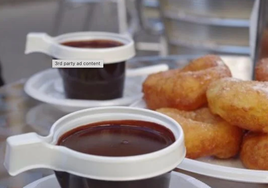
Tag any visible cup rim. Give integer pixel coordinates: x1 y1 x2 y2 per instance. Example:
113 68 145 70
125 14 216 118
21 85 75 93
50 107 184 160
55 32 133 51
51 32 135 64
47 106 186 180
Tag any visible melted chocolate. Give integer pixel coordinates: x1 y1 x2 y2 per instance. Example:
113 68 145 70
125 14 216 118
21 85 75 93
57 120 175 156
62 39 123 48
58 39 126 100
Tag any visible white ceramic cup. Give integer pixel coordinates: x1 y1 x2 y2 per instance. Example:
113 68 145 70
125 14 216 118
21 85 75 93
25 32 135 63
4 106 185 187
25 32 136 100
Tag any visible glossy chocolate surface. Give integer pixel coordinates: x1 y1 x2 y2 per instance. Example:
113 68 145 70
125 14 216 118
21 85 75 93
57 120 175 156
62 39 123 48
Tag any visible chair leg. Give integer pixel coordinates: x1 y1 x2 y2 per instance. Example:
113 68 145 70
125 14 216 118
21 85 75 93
126 0 139 37
0 60 5 87
82 3 97 31
52 0 66 35
159 36 168 56
117 0 128 34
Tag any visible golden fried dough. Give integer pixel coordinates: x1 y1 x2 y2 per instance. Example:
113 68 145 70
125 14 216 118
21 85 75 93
240 132 268 170
207 78 268 133
255 58 268 81
157 108 243 159
142 55 232 111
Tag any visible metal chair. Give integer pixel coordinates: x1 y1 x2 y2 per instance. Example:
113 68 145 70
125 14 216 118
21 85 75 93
135 0 166 55
51 0 166 55
137 0 255 56
52 0 130 35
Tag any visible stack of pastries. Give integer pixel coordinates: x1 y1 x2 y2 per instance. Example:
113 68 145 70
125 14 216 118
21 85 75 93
142 55 268 170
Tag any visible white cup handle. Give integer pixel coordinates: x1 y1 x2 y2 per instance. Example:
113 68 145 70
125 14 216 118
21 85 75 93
4 133 57 176
25 33 54 55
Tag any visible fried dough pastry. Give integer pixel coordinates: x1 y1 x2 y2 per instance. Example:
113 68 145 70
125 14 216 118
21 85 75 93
142 55 232 111
207 78 268 133
240 132 268 170
157 108 243 159
255 58 268 81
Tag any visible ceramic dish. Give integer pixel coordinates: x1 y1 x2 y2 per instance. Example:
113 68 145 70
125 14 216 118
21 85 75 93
24 64 168 113
23 172 211 188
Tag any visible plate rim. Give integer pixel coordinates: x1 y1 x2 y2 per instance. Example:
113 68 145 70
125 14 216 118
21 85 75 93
24 69 143 108
23 171 211 188
180 158 268 183
131 99 268 183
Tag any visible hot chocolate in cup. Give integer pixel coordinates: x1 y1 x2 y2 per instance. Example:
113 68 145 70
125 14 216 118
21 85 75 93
25 32 135 100
4 107 186 188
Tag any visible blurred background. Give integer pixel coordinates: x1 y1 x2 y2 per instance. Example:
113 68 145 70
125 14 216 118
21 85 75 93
0 0 255 83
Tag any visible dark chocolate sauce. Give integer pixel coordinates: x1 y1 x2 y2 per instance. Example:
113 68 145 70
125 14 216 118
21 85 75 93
58 61 125 100
57 120 175 157
62 39 123 49
58 39 126 100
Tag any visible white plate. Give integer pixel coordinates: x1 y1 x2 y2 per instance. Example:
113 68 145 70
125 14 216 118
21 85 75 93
128 56 253 81
26 103 67 135
130 56 268 182
24 65 168 113
23 172 210 188
131 99 268 183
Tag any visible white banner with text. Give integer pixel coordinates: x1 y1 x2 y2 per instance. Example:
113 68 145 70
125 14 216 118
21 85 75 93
52 60 104 68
